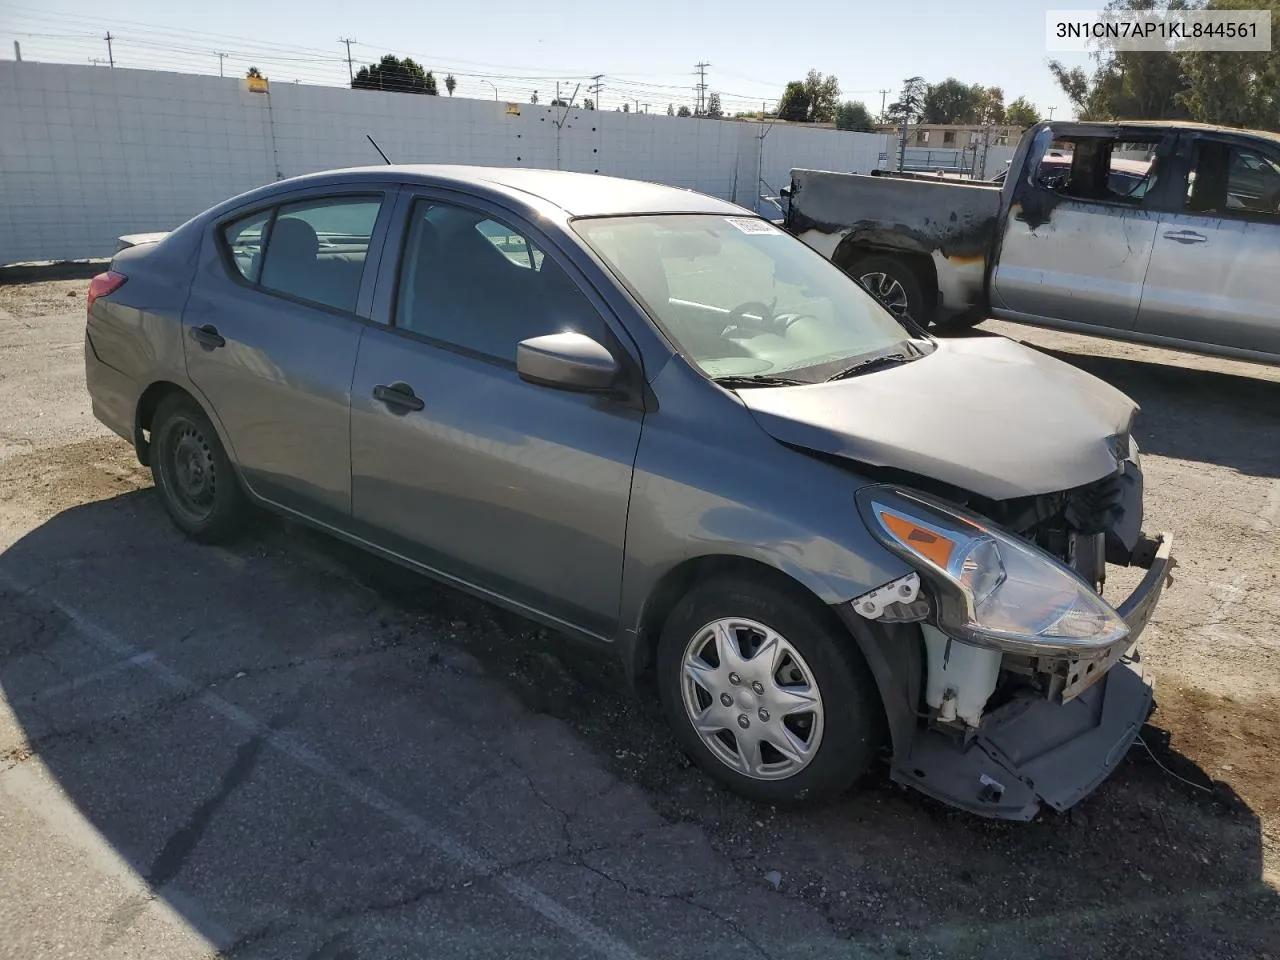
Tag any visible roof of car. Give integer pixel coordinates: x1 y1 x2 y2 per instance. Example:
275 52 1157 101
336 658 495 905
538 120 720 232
262 165 750 218
1057 120 1280 145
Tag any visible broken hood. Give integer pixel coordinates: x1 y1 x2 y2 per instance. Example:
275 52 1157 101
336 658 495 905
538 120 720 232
738 336 1138 500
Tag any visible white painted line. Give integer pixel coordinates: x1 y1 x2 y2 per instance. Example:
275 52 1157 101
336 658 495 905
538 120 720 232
24 651 157 705
1252 478 1280 534
0 569 648 960
0 761 232 952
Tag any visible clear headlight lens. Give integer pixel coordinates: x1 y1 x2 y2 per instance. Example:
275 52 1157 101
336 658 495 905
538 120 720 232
857 486 1129 655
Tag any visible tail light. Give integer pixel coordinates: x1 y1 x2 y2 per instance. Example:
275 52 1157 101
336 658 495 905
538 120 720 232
87 271 127 313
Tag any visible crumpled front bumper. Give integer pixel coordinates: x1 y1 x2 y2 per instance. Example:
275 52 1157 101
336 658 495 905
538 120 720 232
891 533 1175 821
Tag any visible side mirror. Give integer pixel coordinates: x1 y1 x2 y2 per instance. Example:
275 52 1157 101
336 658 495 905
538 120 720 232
516 332 620 393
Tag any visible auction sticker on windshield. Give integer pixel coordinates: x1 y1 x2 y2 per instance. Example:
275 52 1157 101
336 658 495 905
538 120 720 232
725 217 781 235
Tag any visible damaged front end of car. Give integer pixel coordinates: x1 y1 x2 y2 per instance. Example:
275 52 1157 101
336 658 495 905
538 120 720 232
839 451 1174 820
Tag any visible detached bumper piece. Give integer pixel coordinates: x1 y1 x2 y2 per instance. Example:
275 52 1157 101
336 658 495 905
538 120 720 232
891 533 1173 821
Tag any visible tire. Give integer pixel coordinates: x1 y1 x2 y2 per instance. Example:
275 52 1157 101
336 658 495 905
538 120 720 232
656 576 884 805
851 254 931 328
150 393 248 543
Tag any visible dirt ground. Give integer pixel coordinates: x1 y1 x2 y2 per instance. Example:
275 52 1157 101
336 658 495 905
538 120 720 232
1 278 1277 959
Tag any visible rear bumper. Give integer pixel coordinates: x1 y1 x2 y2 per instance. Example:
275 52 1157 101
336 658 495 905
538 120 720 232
889 532 1174 820
84 331 136 445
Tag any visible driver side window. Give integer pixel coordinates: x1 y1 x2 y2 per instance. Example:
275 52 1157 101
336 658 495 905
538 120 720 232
394 199 606 363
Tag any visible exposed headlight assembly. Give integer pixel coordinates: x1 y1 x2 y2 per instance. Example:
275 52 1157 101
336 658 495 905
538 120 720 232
856 486 1129 657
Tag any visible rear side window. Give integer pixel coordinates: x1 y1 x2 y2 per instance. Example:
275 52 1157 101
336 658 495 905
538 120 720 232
259 197 382 313
224 210 271 283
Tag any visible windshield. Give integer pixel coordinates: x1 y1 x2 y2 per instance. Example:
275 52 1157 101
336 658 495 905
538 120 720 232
572 214 912 381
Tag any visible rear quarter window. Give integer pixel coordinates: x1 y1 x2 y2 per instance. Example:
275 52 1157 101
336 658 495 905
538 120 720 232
223 210 272 283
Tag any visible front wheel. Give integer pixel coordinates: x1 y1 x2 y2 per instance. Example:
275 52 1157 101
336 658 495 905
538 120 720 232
656 577 884 805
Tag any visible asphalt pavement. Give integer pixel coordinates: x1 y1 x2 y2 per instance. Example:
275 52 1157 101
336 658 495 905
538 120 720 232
1 281 1278 960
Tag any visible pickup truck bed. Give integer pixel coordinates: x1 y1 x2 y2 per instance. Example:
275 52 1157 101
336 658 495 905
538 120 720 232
786 169 1002 325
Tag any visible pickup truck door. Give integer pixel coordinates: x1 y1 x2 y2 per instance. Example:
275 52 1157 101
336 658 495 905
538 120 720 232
991 138 1168 331
1134 133 1280 357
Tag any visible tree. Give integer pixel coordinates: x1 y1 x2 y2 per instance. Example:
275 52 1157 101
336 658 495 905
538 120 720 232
922 78 979 124
706 92 723 118
1004 96 1040 128
246 66 264 79
887 76 927 124
622 102 630 113
1046 0 1193 120
803 69 840 123
834 100 875 132
530 90 539 104
777 80 810 121
972 85 1005 124
444 73 456 96
352 55 438 95
583 97 595 110
676 105 692 117
667 104 675 116
551 97 567 106
1178 0 1279 129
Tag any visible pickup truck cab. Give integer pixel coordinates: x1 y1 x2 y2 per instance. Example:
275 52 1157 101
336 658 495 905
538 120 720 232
786 121 1280 363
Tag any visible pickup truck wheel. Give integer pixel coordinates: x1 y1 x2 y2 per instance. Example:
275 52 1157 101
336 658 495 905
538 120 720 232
656 577 883 805
852 255 929 327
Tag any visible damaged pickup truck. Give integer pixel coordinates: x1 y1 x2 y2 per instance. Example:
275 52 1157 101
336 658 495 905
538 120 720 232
785 120 1280 363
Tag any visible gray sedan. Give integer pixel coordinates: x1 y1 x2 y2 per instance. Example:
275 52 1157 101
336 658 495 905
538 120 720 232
84 166 1173 818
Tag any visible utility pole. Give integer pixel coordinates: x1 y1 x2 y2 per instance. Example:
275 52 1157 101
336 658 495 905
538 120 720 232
14 41 22 62
694 61 710 116
632 98 640 113
339 38 356 84
1047 106 1057 120
642 102 650 114
879 88 890 118
588 74 604 112
217 52 227 77
104 31 114 68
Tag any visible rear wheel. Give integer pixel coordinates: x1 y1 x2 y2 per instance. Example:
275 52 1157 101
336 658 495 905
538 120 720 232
150 394 248 542
851 254 930 328
656 576 883 805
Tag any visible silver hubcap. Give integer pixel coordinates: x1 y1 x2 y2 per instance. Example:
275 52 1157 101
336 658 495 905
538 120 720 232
861 271 911 318
680 618 825 781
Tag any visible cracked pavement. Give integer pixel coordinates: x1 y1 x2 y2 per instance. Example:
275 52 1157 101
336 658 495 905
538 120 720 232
1 282 1278 959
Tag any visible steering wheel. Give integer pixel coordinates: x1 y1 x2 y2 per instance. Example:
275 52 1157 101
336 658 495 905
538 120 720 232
724 301 777 334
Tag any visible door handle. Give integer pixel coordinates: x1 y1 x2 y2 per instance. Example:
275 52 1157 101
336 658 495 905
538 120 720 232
1162 230 1207 244
189 324 226 349
373 382 425 412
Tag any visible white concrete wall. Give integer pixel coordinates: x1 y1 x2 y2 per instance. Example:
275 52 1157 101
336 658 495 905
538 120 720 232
0 61 890 264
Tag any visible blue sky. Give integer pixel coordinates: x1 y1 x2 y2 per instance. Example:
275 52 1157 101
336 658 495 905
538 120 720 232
4 0 1091 119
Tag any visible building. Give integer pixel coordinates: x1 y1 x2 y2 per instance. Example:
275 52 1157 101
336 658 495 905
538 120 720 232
874 123 1026 149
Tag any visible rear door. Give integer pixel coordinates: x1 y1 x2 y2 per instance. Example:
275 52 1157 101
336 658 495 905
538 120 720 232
991 133 1170 331
348 192 645 638
1135 133 1280 356
184 188 394 523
